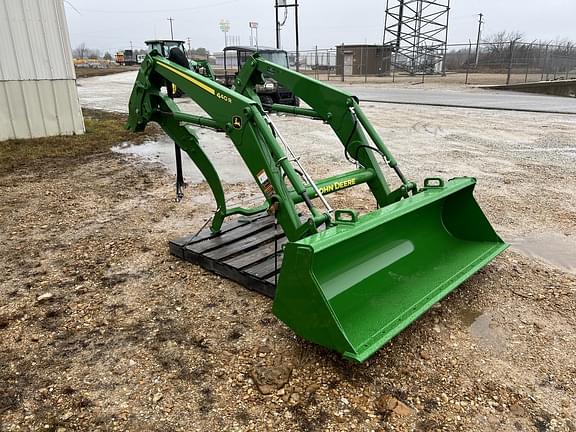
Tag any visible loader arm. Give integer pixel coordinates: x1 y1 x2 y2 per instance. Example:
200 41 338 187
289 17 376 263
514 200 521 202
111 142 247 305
127 52 328 240
233 54 418 206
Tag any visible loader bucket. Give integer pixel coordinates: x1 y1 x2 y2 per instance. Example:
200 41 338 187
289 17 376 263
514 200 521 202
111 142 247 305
273 177 508 362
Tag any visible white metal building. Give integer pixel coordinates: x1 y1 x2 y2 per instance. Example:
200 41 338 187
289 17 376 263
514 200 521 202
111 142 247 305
0 0 84 141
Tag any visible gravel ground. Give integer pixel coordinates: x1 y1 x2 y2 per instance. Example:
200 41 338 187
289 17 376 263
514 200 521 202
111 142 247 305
1 87 575 431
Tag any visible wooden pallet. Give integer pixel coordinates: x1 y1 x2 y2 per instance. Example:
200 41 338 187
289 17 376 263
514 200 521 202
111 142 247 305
169 215 285 298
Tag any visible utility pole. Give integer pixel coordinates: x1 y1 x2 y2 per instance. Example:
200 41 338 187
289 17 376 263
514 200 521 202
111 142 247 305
274 0 300 71
167 17 175 40
130 40 133 51
475 13 483 67
275 0 281 49
295 0 299 71
187 37 192 57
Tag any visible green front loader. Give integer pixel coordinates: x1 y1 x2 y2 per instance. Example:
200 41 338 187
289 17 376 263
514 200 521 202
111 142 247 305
127 50 507 362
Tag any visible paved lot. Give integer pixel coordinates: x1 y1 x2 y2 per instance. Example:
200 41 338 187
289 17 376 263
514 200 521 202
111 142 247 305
78 71 576 115
337 86 576 114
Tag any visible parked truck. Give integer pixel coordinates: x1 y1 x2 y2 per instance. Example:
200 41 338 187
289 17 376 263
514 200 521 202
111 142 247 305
222 46 299 106
115 50 138 66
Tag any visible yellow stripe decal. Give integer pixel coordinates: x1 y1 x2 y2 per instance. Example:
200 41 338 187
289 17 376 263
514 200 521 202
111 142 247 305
158 62 216 96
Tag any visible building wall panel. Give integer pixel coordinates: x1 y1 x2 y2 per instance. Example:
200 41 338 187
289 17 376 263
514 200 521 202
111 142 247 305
0 80 84 141
0 0 76 81
0 0 84 140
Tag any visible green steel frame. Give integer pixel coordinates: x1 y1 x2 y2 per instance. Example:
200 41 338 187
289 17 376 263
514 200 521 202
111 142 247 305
127 51 508 362
128 51 417 241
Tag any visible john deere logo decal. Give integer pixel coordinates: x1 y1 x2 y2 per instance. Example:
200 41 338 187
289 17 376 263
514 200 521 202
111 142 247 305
232 116 242 129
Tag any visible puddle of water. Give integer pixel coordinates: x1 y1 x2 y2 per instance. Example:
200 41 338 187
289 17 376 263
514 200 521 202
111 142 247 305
112 132 253 184
509 233 576 274
459 308 483 327
461 311 506 353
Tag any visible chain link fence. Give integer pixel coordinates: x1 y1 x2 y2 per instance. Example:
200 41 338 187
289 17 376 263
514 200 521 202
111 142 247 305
275 42 576 86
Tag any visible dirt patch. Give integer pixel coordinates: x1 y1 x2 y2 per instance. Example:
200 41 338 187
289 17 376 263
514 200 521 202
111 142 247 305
0 109 159 174
75 66 140 79
0 107 575 431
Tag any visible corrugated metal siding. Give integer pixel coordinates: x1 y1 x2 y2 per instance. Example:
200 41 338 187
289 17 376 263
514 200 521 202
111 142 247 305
0 0 84 141
0 0 75 81
0 80 84 139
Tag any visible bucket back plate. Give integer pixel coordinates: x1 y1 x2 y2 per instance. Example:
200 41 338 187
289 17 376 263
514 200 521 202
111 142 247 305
273 177 508 362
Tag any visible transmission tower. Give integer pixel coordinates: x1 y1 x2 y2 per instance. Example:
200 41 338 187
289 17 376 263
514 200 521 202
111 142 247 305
384 0 451 75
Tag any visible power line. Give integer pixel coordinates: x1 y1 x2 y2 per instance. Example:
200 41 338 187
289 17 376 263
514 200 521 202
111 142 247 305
77 0 243 14
63 0 81 15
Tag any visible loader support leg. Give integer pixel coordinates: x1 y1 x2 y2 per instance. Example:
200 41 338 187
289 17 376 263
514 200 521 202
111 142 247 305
153 97 228 234
175 143 185 202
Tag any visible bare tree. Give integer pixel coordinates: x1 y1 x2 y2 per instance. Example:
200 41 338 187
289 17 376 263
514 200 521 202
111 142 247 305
482 31 523 54
476 31 524 69
86 48 100 59
73 42 87 59
189 47 209 59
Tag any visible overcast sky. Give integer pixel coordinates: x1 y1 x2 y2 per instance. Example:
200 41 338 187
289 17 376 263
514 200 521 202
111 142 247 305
64 0 576 54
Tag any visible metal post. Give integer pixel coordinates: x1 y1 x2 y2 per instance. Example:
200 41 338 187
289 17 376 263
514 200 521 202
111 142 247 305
315 45 319 80
442 0 451 76
383 0 390 46
327 50 331 81
326 50 330 81
364 46 368 83
414 0 423 74
380 0 390 78
465 41 472 85
421 43 426 83
541 44 548 81
506 40 515 85
524 43 532 83
396 0 404 49
360 45 364 82
341 43 345 82
392 46 398 83
166 70 184 201
295 0 300 72
546 44 551 81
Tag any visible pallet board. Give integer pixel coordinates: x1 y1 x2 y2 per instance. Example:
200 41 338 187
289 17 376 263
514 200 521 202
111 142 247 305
169 215 285 298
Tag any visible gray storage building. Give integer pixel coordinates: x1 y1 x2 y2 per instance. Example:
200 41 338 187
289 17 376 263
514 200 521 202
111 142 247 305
0 0 84 141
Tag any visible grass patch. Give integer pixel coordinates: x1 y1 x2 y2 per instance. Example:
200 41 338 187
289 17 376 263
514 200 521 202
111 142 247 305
0 109 159 174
